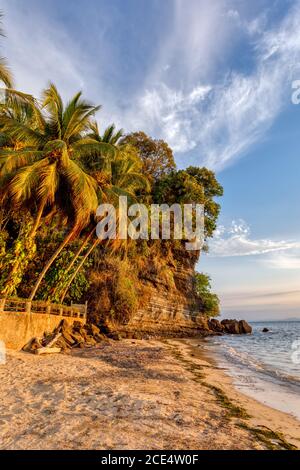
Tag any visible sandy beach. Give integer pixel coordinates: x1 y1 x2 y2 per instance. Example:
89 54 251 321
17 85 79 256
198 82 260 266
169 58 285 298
0 338 299 450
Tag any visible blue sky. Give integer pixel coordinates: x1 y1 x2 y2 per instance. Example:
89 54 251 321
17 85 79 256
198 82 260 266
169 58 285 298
1 0 300 319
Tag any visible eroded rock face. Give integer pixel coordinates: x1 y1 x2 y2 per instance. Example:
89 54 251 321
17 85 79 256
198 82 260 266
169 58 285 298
88 251 252 337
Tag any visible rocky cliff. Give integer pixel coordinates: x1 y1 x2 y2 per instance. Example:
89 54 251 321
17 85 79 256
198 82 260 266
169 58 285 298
118 264 208 337
86 246 251 338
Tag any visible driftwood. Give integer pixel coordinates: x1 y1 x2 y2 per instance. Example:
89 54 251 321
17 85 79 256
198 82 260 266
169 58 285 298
35 347 61 355
25 320 106 355
22 337 43 352
44 332 62 348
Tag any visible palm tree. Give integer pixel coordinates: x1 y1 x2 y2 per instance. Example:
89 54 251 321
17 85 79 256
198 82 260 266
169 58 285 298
50 132 137 294
0 83 115 298
88 121 124 145
56 145 151 302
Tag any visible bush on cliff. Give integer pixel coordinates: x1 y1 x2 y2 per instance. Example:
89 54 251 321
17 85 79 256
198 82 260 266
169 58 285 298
194 272 220 318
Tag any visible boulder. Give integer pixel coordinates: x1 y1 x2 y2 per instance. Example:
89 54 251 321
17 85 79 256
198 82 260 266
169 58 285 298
107 332 121 341
239 320 252 334
220 319 252 334
221 319 241 334
208 319 225 333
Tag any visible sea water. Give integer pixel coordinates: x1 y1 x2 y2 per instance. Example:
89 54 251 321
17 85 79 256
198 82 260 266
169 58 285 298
205 321 300 420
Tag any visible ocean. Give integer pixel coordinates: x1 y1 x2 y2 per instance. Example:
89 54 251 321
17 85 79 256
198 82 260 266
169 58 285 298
204 321 300 420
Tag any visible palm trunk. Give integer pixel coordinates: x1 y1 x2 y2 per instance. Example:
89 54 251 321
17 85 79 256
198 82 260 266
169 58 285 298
30 201 45 238
60 238 100 303
51 227 96 299
62 227 95 276
29 228 77 301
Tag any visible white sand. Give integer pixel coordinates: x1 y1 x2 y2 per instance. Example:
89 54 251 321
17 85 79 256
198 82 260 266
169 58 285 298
0 338 299 450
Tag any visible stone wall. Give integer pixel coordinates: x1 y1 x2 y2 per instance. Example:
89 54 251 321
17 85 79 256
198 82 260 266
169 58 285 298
0 312 85 350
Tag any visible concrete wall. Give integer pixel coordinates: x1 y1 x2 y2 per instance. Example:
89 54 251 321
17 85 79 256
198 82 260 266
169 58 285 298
0 312 85 350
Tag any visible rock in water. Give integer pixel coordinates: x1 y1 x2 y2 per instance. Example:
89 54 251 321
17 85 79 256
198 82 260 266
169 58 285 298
262 327 269 333
221 319 252 334
208 319 225 333
239 320 252 334
221 319 240 334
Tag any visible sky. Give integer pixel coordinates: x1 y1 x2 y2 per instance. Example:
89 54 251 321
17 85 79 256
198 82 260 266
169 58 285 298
1 0 300 320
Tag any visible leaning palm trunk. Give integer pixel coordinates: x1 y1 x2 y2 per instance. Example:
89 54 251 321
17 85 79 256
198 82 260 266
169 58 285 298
29 202 45 238
29 228 77 301
60 238 100 303
51 227 96 299
60 227 95 277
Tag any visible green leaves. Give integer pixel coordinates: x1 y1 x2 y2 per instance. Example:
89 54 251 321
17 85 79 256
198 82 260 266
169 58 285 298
194 272 220 318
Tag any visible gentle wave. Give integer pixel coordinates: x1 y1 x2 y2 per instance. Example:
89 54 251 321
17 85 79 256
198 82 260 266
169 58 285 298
204 321 300 420
220 341 300 387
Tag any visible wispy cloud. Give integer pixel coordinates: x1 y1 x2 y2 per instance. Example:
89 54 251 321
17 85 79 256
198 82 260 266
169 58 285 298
208 219 300 257
1 1 85 97
130 1 300 169
220 288 300 315
263 250 300 270
2 0 300 171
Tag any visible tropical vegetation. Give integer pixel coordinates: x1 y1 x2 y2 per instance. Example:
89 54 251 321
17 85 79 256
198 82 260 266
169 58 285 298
0 13 223 322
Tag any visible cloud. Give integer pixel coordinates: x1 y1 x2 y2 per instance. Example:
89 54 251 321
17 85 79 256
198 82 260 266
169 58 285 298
208 219 300 257
130 1 300 170
0 0 120 127
132 84 212 153
2 0 300 171
220 287 300 314
1 1 85 97
263 250 300 270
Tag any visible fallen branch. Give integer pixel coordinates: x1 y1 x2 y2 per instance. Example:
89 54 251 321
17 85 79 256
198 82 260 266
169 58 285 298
35 347 61 355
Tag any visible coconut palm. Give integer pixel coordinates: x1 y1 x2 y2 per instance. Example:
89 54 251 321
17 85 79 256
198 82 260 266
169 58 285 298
56 145 151 302
88 121 124 145
0 83 115 298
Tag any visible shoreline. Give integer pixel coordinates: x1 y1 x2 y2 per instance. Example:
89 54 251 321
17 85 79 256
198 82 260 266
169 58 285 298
0 338 299 450
177 337 300 449
200 333 300 421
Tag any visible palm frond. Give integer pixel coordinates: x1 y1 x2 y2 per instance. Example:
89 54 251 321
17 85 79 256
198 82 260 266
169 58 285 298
8 159 47 205
102 124 124 144
0 148 43 177
63 104 101 142
0 115 45 147
42 83 63 138
0 59 13 88
1 89 45 130
72 138 116 160
62 160 99 228
36 161 59 205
